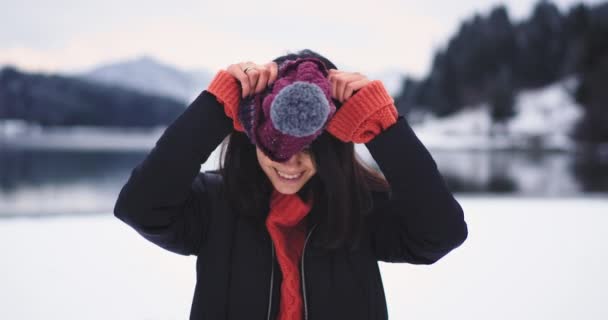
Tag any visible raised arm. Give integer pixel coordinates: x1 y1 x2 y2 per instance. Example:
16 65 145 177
365 114 468 264
114 61 278 256
113 84 233 256
325 73 468 264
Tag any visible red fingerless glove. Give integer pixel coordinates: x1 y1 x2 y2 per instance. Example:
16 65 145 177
206 70 244 132
326 80 398 143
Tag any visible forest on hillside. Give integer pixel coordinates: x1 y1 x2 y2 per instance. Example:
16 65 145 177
0 66 185 127
396 1 608 143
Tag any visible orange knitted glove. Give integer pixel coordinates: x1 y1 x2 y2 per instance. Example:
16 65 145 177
206 70 244 132
326 80 398 143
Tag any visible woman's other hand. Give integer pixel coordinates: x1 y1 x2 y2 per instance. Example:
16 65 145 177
327 69 372 103
226 62 279 98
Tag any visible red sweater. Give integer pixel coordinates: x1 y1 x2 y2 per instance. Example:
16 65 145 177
265 190 312 320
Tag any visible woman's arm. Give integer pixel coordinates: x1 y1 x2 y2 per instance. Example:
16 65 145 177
113 89 232 256
114 61 277 256
366 114 468 264
326 71 468 264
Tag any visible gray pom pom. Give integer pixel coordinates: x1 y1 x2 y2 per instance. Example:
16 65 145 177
270 81 330 137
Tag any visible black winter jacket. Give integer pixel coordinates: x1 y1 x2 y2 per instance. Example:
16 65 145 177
113 90 468 319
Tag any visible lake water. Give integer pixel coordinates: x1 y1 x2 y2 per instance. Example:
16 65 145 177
1 144 607 217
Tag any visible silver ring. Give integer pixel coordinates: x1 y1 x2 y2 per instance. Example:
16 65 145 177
243 66 256 73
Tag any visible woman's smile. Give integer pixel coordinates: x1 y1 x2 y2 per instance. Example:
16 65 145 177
256 147 317 194
274 168 305 181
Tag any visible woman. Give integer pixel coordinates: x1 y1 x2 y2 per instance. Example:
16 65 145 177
114 49 468 320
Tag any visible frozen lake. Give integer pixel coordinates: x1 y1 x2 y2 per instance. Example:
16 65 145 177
0 196 606 319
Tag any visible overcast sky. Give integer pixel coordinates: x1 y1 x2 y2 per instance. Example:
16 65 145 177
0 0 604 77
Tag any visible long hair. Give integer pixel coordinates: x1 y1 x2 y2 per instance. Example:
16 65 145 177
219 49 389 250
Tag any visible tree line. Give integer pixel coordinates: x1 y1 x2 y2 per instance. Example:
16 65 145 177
0 66 185 127
395 0 608 142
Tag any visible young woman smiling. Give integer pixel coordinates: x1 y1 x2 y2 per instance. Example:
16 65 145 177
114 49 468 320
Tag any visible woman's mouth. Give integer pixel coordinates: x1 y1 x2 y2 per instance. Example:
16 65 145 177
274 168 304 182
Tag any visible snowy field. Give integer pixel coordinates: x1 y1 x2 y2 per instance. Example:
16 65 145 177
0 196 606 320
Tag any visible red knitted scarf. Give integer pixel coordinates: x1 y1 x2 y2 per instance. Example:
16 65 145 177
265 189 313 320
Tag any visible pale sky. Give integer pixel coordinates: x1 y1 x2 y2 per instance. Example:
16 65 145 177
0 0 604 77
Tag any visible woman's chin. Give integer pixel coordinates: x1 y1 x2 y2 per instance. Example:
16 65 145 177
271 183 302 195
270 177 308 194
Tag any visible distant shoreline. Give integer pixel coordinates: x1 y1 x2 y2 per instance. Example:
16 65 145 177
2 121 607 155
0 120 164 151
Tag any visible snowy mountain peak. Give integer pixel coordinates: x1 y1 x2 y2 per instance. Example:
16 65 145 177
81 55 212 102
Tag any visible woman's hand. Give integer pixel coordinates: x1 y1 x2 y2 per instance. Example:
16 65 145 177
226 62 279 98
328 69 372 103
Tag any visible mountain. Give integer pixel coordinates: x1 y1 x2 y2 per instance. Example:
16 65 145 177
81 55 212 103
82 56 406 100
0 66 185 127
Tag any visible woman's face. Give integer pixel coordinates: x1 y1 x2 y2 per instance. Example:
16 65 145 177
256 147 317 195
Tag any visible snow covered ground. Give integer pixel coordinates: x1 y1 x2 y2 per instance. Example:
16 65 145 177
0 196 606 320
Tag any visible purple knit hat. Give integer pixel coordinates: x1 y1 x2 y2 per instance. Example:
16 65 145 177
238 57 336 162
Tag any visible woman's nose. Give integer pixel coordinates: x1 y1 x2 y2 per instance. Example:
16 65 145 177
283 154 301 166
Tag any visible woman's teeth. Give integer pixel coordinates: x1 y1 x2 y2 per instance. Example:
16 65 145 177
276 169 303 180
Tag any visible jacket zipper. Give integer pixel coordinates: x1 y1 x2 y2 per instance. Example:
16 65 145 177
266 224 318 320
301 224 318 320
266 242 275 320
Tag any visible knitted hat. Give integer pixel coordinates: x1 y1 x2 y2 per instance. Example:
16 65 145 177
238 57 336 162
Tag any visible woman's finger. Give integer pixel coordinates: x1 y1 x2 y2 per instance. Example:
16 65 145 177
327 69 336 87
336 74 360 102
254 67 270 94
229 64 252 98
343 78 370 101
267 62 278 85
328 71 340 100
329 70 368 102
238 62 259 97
245 68 260 96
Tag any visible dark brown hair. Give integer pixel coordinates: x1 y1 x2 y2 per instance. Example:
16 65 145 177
219 49 389 250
